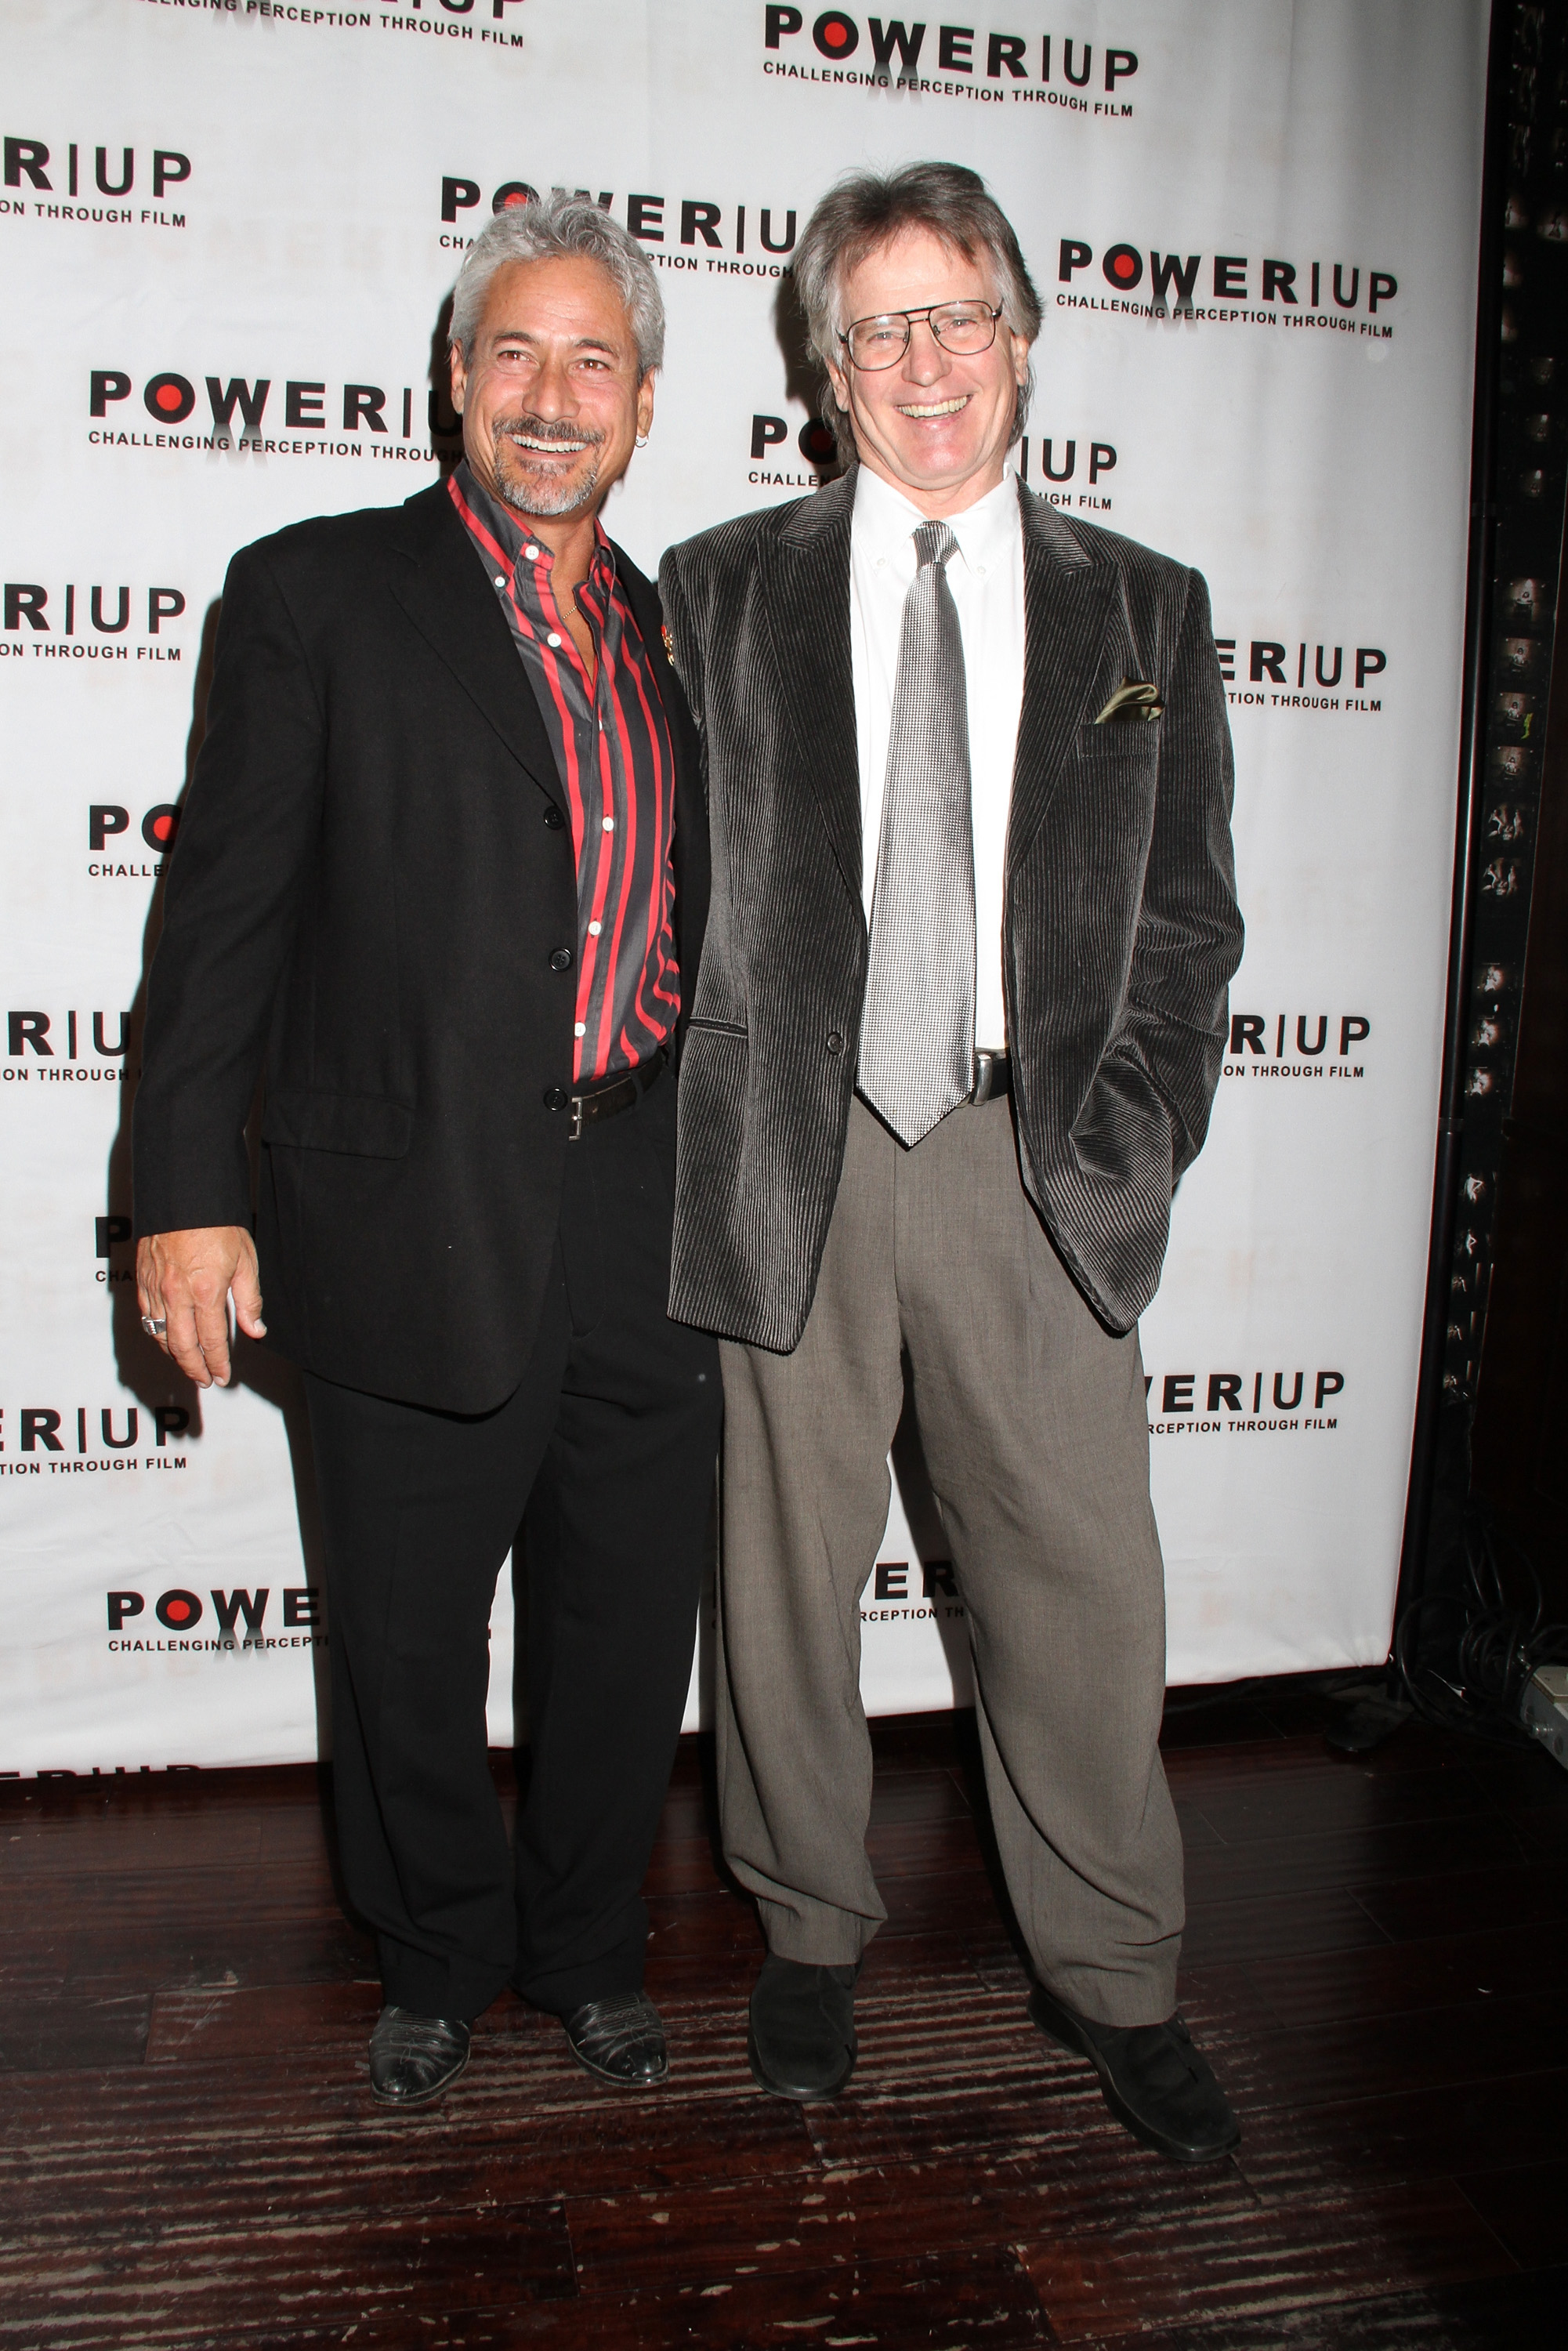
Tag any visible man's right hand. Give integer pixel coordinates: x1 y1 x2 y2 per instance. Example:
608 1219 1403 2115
136 1226 266 1391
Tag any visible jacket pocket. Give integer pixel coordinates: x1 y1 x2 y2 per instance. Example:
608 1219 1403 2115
685 1015 748 1038
260 1089 414 1159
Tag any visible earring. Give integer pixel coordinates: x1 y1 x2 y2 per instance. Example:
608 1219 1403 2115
635 433 650 448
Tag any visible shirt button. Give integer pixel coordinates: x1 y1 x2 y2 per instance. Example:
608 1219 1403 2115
826 1031 845 1055
602 816 614 831
543 1086 569 1111
549 947 573 973
493 574 507 589
574 1022 587 1038
543 805 565 830
525 545 539 560
546 631 563 648
588 919 603 936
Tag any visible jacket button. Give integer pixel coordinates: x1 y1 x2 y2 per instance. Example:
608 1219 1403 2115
826 1031 845 1055
543 1086 569 1111
549 947 574 972
542 805 566 831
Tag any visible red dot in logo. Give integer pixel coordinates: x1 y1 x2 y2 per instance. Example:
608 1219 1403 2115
154 382 185 412
823 18 848 43
165 1598 191 1622
1114 253 1137 281
150 813 175 842
501 191 530 208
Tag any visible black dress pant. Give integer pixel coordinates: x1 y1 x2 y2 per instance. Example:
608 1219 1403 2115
304 1067 720 2022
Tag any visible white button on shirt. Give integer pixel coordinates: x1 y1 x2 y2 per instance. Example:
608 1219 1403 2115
850 462 1025 1050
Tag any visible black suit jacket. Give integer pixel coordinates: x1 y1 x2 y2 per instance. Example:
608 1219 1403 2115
134 480 708 1412
658 469 1242 1350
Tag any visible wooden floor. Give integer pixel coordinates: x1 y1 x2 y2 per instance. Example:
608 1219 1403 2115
4 1681 1567 2349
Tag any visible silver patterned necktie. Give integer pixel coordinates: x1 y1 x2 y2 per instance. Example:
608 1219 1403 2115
856 520 976 1147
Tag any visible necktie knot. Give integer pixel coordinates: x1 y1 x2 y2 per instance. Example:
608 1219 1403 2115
912 520 958 572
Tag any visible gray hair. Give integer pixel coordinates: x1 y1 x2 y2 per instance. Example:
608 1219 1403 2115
792 162 1042 453
449 194 665 376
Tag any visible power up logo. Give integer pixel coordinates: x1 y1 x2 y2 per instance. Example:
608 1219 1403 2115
106 1585 326 1654
762 12 1142 114
89 802 181 879
2 580 186 666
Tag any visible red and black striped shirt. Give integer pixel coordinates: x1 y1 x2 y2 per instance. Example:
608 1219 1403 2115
450 463 679 1083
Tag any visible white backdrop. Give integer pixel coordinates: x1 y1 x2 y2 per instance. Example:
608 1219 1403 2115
0 0 1487 1773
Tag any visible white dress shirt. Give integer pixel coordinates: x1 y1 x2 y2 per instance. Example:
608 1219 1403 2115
849 460 1026 1052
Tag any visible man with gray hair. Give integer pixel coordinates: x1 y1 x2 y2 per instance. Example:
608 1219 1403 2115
661 163 1244 2159
134 197 719 2105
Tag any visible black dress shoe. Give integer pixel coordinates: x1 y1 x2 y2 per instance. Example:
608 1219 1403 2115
748 1953 858 2102
368 2005 471 2108
1029 1985 1240 2164
564 1992 668 2088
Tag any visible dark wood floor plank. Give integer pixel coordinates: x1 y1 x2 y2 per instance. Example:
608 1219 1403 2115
867 1763 976 1827
1157 1690 1295 1750
1106 2264 1568 2350
1235 1993 1568 2114
0 1991 150 2072
1233 2067 1568 2201
179 2246 1052 2350
1351 1862 1568 1943
1182 1812 1528 1908
1244 1925 1563 2029
1017 2178 1515 2344
1183 1760 1518 1847
1 1806 267 1879
564 2157 1010 2296
516 2244 1052 2349
1175 1883 1395 1970
1455 2157 1568 2270
145 1977 382 2061
4 2201 578 2349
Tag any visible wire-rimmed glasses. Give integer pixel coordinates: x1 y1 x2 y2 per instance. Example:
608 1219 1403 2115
839 301 1004 371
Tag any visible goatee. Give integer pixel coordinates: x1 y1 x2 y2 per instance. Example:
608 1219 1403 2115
491 411 606 519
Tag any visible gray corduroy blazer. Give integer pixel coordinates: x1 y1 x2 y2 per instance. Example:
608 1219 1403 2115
659 468 1243 1352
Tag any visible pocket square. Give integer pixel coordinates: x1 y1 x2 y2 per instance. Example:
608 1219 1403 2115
1095 678 1164 724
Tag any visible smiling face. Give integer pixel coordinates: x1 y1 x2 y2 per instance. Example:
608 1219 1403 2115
824 226 1032 516
449 254 654 527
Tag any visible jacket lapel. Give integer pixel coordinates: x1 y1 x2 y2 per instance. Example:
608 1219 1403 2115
759 471 862 907
1007 484 1119 872
386 480 563 807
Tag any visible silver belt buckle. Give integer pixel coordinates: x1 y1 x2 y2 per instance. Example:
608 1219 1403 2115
567 1093 585 1143
972 1051 998 1107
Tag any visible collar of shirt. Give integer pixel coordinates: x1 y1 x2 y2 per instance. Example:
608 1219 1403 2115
849 459 1022 597
451 459 616 606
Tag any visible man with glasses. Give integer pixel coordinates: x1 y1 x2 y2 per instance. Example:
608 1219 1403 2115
660 164 1243 2161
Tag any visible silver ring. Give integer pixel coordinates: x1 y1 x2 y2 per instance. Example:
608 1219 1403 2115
141 1316 167 1335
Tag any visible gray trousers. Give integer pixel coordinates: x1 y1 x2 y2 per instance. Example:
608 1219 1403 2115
716 1092 1185 2027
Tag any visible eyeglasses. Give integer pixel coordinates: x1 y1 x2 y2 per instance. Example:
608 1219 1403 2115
839 301 1004 371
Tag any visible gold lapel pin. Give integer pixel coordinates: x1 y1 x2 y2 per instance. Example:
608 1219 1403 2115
661 623 675 666
1095 678 1164 724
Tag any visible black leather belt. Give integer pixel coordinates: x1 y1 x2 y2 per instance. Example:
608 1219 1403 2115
971 1051 1012 1105
568 1046 666 1140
